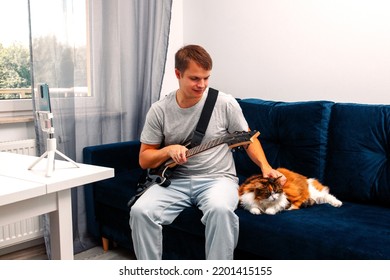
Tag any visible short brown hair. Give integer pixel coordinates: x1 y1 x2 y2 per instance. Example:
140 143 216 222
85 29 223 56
175 45 213 73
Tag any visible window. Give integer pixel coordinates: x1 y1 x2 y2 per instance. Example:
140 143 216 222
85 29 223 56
29 0 89 99
0 0 31 101
0 0 89 120
0 0 31 121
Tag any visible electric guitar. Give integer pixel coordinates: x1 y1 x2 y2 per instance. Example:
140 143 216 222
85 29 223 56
127 130 260 208
148 130 260 187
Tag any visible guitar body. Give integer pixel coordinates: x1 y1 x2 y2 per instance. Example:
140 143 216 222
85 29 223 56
148 164 176 187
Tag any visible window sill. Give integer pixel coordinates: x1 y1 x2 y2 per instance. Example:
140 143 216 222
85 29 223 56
0 116 34 124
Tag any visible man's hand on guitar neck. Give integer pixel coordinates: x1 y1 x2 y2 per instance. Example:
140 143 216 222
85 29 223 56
167 144 188 165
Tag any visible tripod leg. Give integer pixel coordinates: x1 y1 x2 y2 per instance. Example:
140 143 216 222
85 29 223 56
55 150 79 168
28 151 49 170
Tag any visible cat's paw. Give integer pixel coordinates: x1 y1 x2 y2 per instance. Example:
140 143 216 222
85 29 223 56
287 205 299 211
265 208 277 215
250 208 262 215
331 199 343 207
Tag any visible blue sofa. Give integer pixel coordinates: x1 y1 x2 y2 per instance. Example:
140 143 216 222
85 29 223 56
83 98 390 259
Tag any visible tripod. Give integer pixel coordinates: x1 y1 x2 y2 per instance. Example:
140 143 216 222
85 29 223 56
28 111 79 177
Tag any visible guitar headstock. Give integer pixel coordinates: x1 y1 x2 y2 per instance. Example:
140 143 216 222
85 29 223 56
225 130 260 149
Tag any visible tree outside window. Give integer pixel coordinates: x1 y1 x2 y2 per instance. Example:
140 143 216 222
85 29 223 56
0 0 31 100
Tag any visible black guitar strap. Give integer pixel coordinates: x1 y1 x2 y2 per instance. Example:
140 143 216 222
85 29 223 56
190 87 219 147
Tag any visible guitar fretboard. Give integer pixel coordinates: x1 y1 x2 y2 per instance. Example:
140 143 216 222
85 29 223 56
161 131 257 168
186 137 225 157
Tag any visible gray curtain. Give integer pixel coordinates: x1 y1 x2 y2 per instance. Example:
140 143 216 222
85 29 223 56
30 0 172 257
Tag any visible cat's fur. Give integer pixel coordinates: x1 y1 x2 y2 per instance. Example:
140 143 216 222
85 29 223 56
238 167 342 215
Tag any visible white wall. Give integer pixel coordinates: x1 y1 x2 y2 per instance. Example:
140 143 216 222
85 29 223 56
0 100 35 142
0 122 35 142
163 0 390 104
4 1 390 143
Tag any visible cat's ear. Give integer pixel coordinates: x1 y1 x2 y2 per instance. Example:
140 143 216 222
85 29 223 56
268 176 282 184
268 176 283 188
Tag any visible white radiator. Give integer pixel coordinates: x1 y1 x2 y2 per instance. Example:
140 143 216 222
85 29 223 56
0 139 37 156
0 139 44 249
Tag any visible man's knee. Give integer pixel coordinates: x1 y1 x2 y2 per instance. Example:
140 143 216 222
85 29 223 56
129 201 152 226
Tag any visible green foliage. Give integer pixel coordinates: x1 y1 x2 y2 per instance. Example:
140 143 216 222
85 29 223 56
0 43 31 88
32 35 87 88
0 35 87 100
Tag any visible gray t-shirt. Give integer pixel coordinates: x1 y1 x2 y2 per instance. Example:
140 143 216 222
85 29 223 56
140 88 249 180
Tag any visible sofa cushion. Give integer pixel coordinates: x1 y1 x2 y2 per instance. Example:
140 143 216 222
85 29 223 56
325 103 390 206
235 202 390 259
163 201 390 259
235 99 334 181
162 207 206 260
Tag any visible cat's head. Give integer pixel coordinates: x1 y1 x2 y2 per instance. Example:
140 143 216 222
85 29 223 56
244 175 284 201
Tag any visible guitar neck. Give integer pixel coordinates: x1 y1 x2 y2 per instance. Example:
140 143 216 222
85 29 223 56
163 137 224 168
162 131 258 168
186 137 224 158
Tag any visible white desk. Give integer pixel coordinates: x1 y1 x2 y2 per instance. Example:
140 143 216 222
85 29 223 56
0 152 114 260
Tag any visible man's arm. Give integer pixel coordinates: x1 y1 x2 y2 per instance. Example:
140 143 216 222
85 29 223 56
245 136 287 185
139 143 188 169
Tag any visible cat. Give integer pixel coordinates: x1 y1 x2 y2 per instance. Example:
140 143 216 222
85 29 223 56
238 167 342 215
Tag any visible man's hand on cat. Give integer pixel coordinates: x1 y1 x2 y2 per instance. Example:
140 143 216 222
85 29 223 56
264 168 287 186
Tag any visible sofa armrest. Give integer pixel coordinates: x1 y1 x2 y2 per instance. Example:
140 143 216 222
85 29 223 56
83 140 142 240
83 140 141 172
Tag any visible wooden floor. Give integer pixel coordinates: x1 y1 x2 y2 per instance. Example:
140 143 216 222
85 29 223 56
0 243 136 260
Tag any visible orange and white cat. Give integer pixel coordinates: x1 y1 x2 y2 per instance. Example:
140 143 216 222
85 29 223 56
238 167 342 215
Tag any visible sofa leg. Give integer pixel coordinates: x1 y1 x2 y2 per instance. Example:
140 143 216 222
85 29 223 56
102 237 109 251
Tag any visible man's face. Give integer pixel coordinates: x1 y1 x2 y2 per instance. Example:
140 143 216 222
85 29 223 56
175 60 211 100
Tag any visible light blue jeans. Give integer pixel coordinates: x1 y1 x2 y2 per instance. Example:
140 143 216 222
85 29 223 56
129 176 239 260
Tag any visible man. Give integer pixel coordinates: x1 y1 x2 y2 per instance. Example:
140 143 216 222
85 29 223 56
130 45 285 260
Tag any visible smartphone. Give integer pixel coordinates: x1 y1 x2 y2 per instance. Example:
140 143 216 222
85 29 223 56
37 83 51 112
36 83 54 133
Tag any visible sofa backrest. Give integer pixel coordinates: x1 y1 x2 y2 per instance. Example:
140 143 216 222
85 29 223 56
235 99 334 182
83 140 141 173
324 103 390 206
